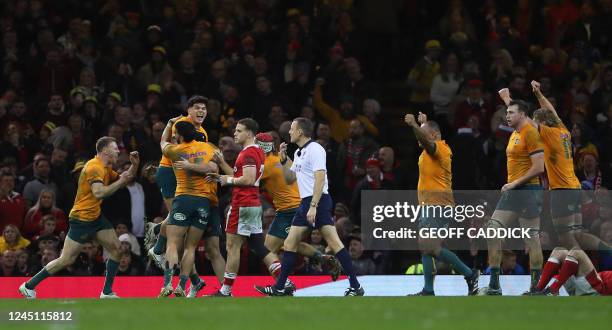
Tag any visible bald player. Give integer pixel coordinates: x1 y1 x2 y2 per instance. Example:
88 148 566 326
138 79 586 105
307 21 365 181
404 112 479 296
479 99 545 295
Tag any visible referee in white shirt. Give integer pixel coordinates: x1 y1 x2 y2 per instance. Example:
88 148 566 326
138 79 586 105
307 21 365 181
255 117 364 296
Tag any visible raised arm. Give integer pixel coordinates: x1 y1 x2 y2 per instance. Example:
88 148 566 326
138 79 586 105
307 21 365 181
405 112 436 155
499 88 537 129
531 80 558 117
279 142 297 184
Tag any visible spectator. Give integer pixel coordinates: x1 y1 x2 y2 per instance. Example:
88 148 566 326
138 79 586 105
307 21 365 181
22 157 59 207
23 189 68 239
312 78 378 143
406 40 442 113
430 52 462 133
577 151 608 190
121 162 146 239
485 250 526 275
309 229 326 253
117 251 140 276
0 171 27 230
140 162 164 220
137 46 173 92
453 79 493 134
316 121 340 197
0 224 30 254
115 225 141 257
16 249 33 276
49 146 69 187
351 158 394 225
377 146 404 188
337 119 379 201
349 237 376 275
0 250 22 276
39 94 68 128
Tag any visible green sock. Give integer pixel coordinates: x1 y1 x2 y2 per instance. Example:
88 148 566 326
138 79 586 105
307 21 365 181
312 251 324 264
437 248 473 277
26 268 50 289
153 234 167 254
103 259 119 294
179 275 189 289
153 223 161 235
422 255 435 293
530 269 541 290
599 241 612 257
189 273 201 285
489 267 500 290
163 267 174 287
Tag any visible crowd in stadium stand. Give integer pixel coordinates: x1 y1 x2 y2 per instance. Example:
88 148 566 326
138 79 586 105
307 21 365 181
1 0 612 278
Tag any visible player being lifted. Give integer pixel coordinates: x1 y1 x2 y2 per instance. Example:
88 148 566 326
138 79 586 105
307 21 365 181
534 247 612 296
479 99 545 295
208 118 293 297
255 132 341 280
404 112 479 296
158 120 223 297
147 96 226 296
255 118 364 296
20 137 139 298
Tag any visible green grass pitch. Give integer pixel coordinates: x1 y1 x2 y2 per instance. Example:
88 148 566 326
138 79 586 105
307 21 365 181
0 297 611 330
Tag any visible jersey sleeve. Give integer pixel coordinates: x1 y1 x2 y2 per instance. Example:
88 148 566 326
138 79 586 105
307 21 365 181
525 127 544 156
86 164 105 185
241 149 258 168
311 145 327 172
163 144 181 161
109 169 119 183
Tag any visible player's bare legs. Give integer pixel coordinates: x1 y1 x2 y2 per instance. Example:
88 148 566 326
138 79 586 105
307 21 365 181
218 233 246 296
95 228 123 297
174 226 205 297
481 210 518 295
204 236 225 284
537 247 605 295
519 216 543 291
20 237 82 298
160 224 188 296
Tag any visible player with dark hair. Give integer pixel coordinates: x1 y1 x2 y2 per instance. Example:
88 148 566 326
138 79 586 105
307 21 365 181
20 137 139 299
207 118 293 297
147 96 226 297
156 120 222 297
403 112 479 296
255 132 341 280
479 98 545 295
255 117 364 296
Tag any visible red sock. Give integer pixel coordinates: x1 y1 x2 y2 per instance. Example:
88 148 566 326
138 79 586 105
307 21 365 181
549 258 578 293
269 261 281 279
537 258 561 291
585 270 604 293
223 272 236 287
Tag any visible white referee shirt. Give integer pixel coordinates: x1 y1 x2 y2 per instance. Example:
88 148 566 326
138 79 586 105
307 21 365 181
290 140 329 198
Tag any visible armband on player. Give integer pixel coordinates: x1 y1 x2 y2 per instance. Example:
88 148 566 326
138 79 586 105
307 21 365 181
227 177 234 185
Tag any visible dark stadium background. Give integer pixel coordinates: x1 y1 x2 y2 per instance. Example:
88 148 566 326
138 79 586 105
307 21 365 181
0 0 611 282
